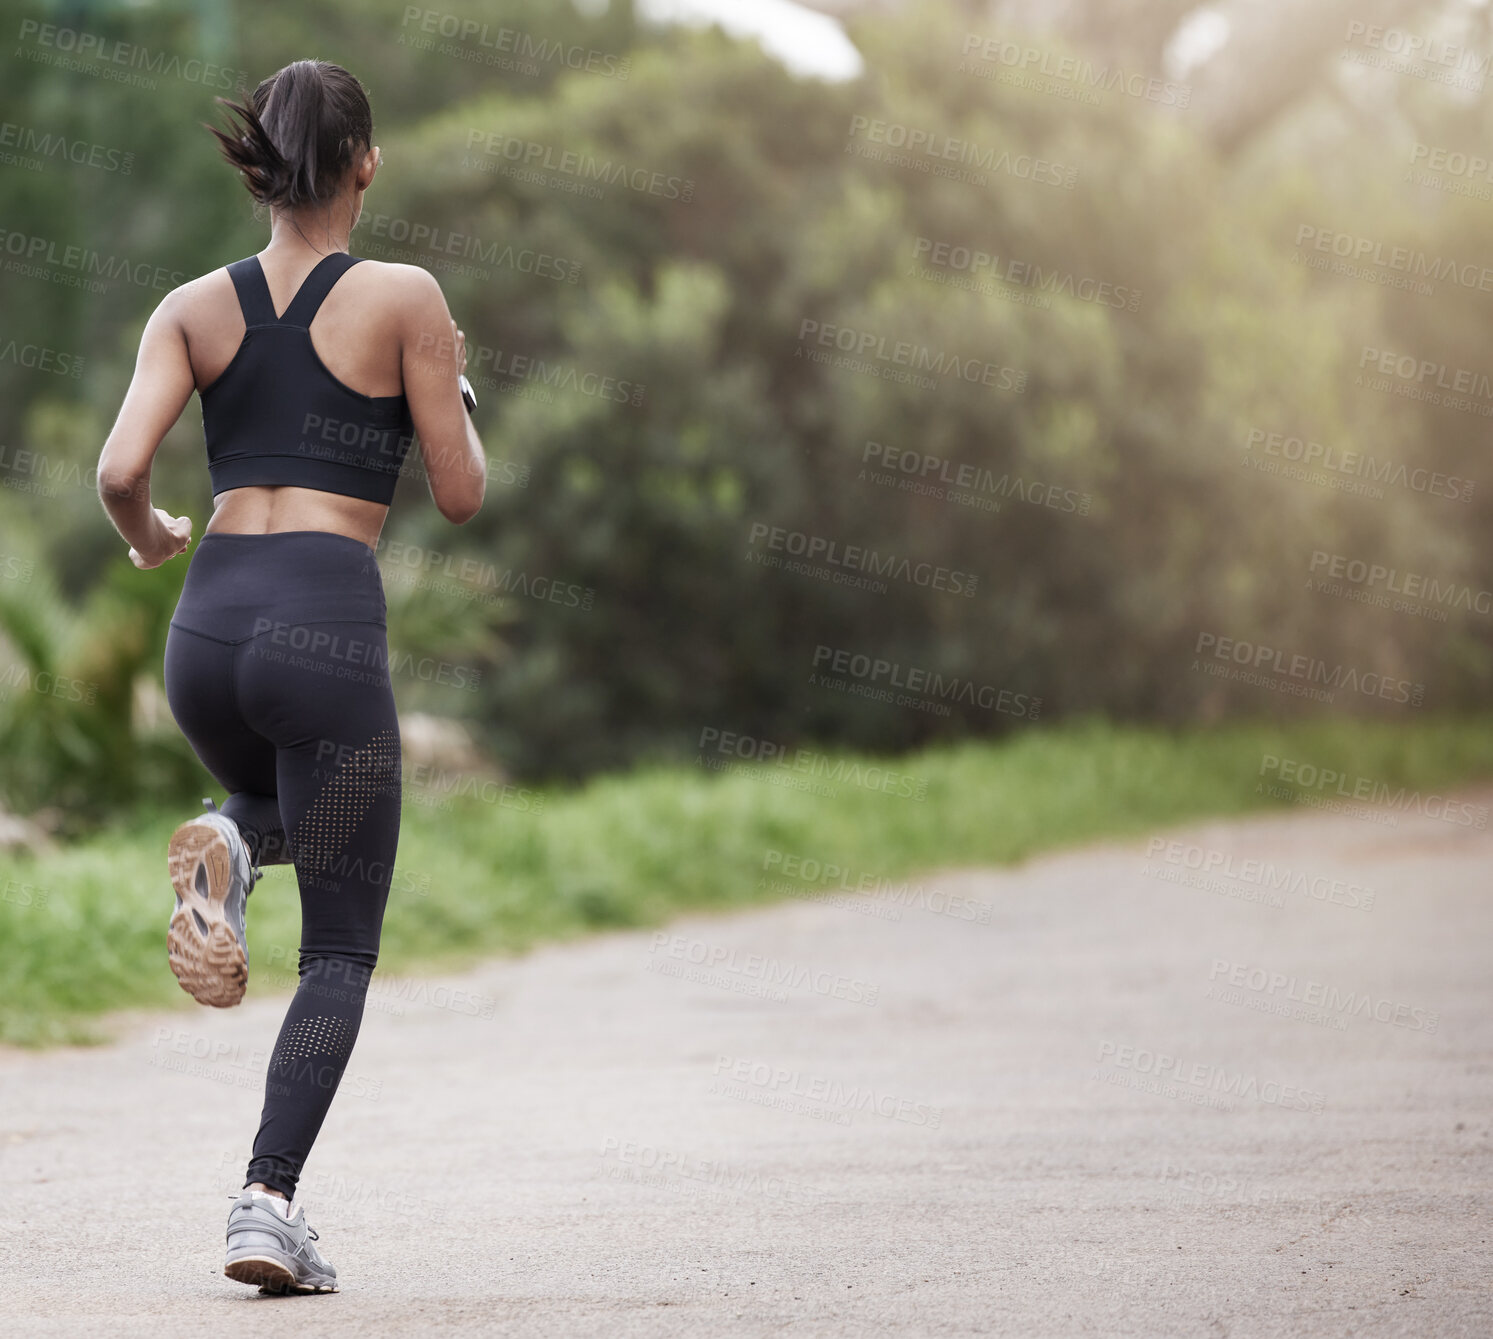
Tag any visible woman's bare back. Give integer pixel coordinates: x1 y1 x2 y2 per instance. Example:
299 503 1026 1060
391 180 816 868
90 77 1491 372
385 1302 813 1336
180 249 410 552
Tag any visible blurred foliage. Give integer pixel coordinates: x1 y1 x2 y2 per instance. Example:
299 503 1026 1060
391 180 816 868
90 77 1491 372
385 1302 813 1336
0 550 202 829
1 0 1490 814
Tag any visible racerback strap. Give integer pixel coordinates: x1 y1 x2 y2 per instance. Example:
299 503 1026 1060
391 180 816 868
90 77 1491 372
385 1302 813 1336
226 252 365 329
226 256 278 327
279 252 364 328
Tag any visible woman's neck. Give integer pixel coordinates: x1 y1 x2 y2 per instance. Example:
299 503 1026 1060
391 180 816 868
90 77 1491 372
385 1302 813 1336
265 208 354 256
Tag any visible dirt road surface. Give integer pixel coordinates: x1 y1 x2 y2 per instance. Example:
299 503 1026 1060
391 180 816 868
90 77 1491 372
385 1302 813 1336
3 788 1490 1337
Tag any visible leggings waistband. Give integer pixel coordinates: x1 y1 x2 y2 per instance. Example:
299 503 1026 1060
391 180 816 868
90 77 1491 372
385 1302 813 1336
171 530 387 643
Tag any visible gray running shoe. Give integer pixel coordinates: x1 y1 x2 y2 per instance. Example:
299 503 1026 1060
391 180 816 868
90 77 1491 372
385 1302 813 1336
223 1190 338 1294
166 798 261 1008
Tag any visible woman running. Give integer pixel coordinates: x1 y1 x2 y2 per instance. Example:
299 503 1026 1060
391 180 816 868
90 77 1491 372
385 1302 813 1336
94 59 485 1294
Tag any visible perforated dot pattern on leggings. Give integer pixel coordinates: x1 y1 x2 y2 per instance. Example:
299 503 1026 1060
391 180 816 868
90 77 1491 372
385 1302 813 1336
270 1014 355 1071
293 728 399 873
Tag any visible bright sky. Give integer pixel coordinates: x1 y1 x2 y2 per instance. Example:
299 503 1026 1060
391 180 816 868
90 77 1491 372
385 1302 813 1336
605 0 1223 87
1164 5 1231 80
631 0 866 82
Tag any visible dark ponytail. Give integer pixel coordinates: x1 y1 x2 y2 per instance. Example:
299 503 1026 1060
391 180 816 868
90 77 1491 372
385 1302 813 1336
204 59 373 210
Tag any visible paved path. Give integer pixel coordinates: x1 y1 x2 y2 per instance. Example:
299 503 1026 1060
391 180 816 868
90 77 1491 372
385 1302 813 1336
2 787 1491 1337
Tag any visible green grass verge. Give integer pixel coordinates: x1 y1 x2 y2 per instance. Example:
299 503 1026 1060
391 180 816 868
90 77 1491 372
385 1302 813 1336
2 714 1491 1046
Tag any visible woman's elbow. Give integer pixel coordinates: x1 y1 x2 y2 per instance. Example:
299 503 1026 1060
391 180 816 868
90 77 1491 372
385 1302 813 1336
439 489 484 525
97 467 147 502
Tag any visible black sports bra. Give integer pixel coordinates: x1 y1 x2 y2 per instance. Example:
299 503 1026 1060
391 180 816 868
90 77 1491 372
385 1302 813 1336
199 252 416 506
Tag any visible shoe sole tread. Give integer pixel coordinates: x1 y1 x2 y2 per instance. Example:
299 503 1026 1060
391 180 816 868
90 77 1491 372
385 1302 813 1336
167 820 247 1008
225 1253 337 1293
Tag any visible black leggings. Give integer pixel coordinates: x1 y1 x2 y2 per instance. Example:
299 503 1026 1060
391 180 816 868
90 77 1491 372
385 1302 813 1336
162 530 401 1199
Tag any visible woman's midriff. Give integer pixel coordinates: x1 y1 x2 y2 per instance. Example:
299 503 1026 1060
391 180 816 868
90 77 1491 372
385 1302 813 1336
205 485 389 553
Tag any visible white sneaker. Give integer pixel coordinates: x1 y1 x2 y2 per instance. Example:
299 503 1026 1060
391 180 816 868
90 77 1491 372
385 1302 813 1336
223 1190 338 1293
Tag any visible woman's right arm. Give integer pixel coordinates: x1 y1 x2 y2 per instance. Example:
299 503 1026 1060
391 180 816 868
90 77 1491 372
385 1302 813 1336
399 266 486 524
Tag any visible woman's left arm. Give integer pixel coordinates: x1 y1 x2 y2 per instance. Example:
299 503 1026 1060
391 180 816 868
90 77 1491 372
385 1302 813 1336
96 291 196 569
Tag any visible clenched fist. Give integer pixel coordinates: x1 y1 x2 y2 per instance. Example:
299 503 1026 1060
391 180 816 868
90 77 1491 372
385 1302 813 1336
129 508 193 570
